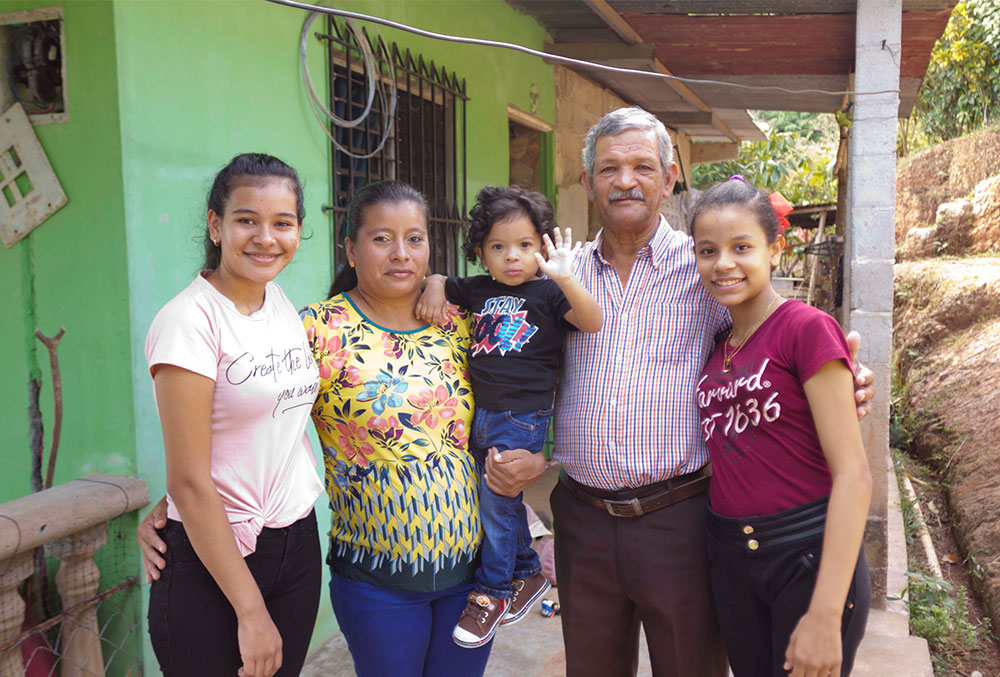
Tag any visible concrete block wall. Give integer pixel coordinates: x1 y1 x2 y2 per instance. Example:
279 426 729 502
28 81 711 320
553 66 628 189
554 66 627 239
846 0 901 608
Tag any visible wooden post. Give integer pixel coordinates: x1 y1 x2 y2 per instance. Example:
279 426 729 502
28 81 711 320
0 552 33 677
46 524 107 677
806 209 828 307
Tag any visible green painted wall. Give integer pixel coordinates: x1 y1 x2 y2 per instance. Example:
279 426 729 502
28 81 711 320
115 0 551 673
112 2 337 670
0 1 143 671
0 0 553 671
0 2 133 495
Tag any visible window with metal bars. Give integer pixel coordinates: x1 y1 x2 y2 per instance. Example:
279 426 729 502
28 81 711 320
320 17 468 277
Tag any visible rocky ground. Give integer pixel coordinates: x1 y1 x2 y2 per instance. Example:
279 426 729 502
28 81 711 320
896 125 1000 246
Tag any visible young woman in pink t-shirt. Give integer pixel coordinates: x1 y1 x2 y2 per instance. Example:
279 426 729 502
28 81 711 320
690 177 872 677
143 154 324 677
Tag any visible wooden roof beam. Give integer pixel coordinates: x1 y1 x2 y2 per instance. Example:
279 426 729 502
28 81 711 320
545 42 656 66
690 141 740 165
655 111 715 126
648 63 740 143
583 0 646 43
578 0 740 143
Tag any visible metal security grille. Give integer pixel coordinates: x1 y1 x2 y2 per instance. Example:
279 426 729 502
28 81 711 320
320 17 468 277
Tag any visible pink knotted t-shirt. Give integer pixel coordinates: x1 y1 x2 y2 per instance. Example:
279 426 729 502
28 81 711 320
146 274 323 555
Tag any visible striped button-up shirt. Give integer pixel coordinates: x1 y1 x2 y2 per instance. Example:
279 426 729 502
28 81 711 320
553 217 729 490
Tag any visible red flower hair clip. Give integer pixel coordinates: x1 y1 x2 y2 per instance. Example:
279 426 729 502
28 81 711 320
768 192 793 236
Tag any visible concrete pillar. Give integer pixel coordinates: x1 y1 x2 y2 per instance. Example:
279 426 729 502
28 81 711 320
0 552 32 677
47 524 108 677
846 0 901 608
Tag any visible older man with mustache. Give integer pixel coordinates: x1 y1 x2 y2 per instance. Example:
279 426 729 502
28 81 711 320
485 106 875 677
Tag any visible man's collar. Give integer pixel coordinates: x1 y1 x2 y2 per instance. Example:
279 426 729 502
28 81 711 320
591 215 671 269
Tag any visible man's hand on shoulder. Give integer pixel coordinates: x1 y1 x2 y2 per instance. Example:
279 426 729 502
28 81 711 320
846 331 875 420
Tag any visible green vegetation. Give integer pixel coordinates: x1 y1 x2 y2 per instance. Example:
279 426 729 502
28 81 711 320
891 440 992 673
906 567 991 673
902 0 1000 154
691 111 839 204
891 356 913 444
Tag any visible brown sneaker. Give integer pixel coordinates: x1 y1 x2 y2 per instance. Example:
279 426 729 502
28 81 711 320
500 573 551 626
453 592 508 648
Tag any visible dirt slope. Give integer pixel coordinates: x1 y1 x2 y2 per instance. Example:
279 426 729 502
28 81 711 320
894 259 1000 621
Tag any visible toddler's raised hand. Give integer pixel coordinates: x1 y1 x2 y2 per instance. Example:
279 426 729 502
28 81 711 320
535 227 582 283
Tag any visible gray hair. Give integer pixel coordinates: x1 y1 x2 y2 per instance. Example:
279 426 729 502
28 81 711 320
582 106 674 182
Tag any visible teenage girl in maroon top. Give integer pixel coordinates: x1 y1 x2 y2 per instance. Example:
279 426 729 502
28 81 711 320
691 177 872 677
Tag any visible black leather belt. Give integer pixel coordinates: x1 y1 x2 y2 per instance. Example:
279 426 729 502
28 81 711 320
707 495 829 551
560 466 712 517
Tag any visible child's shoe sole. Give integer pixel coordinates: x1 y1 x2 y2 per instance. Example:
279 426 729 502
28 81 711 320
500 576 551 626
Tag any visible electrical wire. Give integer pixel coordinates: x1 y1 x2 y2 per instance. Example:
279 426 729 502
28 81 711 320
300 11 397 159
268 0 901 99
301 11 374 128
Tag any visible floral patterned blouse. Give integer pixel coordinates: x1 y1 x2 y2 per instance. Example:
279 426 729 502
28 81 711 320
300 293 481 591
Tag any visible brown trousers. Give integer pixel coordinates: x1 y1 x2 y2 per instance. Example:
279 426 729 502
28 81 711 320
551 480 728 677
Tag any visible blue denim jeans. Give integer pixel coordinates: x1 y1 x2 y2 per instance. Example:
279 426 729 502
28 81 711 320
471 407 550 599
329 573 492 676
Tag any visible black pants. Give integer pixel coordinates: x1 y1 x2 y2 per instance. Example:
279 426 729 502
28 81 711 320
706 497 870 677
148 510 322 677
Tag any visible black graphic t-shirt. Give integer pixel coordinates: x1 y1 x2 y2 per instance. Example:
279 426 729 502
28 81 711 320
445 275 574 410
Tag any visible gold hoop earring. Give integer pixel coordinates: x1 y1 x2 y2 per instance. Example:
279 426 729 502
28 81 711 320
212 239 220 247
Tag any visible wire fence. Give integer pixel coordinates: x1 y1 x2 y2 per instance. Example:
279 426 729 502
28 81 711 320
0 514 143 676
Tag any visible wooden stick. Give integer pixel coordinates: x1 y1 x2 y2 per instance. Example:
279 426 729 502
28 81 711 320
35 327 65 490
901 472 943 582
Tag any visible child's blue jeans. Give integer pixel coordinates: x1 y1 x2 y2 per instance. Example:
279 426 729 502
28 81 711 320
470 407 550 599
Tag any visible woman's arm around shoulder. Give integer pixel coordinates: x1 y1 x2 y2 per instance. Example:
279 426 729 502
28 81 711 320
154 364 283 677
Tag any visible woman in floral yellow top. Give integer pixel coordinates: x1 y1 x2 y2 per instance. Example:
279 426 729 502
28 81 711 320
301 290 480 588
298 181 491 676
